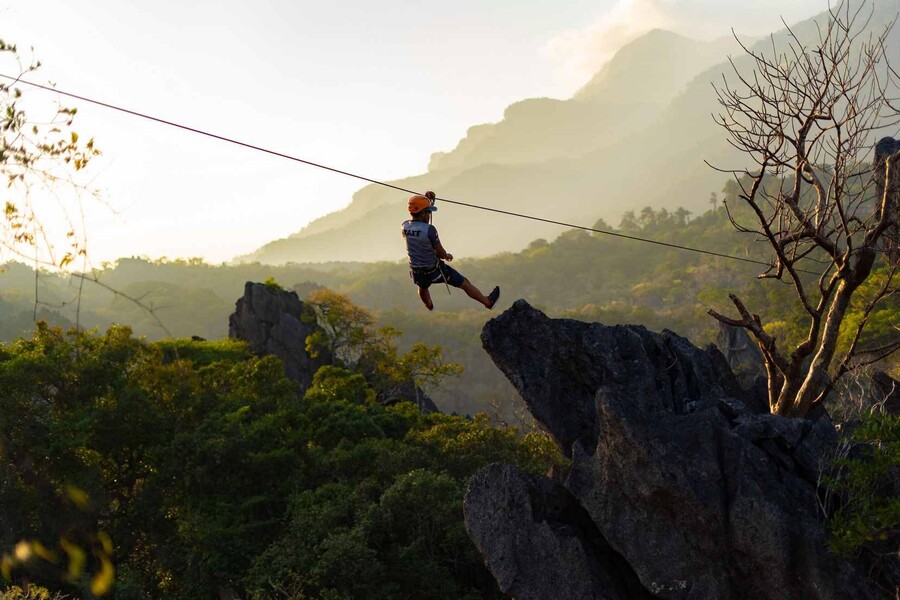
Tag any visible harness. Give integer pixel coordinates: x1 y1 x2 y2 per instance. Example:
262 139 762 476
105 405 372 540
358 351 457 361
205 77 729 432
410 259 441 276
410 259 452 294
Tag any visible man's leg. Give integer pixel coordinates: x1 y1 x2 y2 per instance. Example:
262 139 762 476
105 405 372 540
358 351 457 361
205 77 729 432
418 286 433 310
460 279 499 308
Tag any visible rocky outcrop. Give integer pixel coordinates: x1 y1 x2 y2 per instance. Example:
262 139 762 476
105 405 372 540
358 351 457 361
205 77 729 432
465 464 653 600
228 282 440 412
465 300 888 599
715 322 766 386
228 282 330 393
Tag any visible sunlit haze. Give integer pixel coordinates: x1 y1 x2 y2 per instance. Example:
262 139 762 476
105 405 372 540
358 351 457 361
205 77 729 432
3 0 826 265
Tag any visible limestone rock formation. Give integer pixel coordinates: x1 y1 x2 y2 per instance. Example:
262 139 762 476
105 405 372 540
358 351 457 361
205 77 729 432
465 463 652 600
228 282 440 412
715 321 766 387
465 300 889 599
228 282 330 393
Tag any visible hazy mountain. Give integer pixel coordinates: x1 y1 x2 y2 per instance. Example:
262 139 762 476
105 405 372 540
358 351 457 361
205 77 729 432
427 30 734 173
238 2 899 265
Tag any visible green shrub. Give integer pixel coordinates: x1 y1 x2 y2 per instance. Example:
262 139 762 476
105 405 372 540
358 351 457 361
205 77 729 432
262 276 284 292
825 411 900 557
152 338 250 366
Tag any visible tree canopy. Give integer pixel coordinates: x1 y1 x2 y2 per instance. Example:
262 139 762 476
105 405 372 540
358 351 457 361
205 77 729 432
0 323 562 598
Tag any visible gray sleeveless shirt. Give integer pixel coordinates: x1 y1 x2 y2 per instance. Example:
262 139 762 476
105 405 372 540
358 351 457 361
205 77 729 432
401 220 440 268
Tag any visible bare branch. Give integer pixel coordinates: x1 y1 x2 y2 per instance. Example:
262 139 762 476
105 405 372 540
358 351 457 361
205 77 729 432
71 273 173 338
709 2 900 417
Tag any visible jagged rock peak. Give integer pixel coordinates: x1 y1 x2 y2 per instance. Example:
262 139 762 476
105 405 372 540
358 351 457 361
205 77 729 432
481 299 743 457
227 282 441 413
228 281 330 393
467 300 888 599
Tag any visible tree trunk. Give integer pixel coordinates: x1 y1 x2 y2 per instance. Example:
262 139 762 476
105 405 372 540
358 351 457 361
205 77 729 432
773 372 803 417
790 279 855 417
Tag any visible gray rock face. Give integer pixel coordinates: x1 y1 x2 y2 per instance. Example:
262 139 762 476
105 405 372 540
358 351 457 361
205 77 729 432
715 322 766 385
467 300 885 600
464 464 653 600
874 136 899 266
228 282 330 393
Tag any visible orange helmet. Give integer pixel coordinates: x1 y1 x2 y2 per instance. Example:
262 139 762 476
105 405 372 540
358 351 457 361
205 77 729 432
408 194 437 214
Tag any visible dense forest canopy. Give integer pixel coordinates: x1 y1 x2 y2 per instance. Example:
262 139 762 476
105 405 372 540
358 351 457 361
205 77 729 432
0 324 563 598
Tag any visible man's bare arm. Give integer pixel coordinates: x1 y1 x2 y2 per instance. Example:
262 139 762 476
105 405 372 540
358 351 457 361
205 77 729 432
434 241 453 262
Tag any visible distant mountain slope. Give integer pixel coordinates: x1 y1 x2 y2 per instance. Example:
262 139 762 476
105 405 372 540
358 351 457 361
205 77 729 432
238 30 735 265
239 2 900 265
428 30 734 173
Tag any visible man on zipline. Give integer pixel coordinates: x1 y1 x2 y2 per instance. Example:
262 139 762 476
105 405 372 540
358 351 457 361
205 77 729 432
402 191 500 311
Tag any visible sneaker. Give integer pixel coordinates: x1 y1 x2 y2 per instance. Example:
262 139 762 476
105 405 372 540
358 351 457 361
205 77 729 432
487 286 500 309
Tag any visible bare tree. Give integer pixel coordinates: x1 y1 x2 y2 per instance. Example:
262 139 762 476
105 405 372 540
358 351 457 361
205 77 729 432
708 1 900 418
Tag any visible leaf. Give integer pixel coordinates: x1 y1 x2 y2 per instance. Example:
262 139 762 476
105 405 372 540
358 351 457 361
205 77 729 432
31 540 57 564
59 253 75 269
97 531 113 555
1 554 12 580
60 538 86 579
65 483 89 508
90 555 115 596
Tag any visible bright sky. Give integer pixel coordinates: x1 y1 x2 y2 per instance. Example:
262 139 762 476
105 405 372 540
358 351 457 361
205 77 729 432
2 0 826 265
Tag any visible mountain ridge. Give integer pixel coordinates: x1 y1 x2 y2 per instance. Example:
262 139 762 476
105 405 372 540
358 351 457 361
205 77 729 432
237 27 734 265
237 2 900 265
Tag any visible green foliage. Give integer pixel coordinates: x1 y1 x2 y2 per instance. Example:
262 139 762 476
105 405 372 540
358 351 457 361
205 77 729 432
244 408 552 600
0 180 889 420
398 343 465 392
0 194 895 417
151 338 250 366
303 290 465 406
305 365 375 405
0 323 173 597
826 411 900 558
409 413 567 480
303 288 377 366
0 323 562 599
362 333 465 405
262 276 284 292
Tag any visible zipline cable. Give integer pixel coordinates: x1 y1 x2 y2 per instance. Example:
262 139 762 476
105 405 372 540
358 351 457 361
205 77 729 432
1 74 815 274
0 74 419 197
434 195 783 270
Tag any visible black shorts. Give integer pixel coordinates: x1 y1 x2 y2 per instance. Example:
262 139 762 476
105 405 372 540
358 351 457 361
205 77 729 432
410 261 465 289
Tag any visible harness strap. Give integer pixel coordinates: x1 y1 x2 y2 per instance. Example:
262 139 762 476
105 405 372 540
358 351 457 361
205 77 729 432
410 260 452 295
410 259 441 275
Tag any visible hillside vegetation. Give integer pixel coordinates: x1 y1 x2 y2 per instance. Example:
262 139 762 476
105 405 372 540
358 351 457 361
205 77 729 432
0 323 562 598
2 180 896 416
